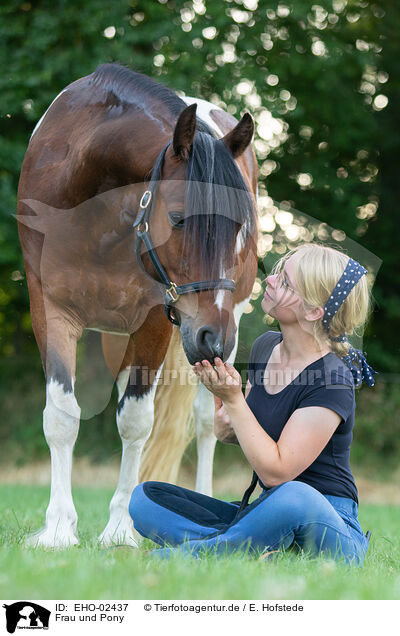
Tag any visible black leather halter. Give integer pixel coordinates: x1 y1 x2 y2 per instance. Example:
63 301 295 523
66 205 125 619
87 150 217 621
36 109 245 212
133 142 236 325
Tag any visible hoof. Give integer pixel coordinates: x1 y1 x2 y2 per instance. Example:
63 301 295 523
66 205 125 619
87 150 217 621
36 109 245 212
25 526 79 549
98 518 139 548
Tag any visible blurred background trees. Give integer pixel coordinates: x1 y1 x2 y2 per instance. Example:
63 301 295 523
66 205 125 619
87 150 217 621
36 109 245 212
0 0 398 470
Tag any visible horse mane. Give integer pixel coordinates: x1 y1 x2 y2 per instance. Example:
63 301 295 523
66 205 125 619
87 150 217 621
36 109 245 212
92 63 257 278
91 63 190 118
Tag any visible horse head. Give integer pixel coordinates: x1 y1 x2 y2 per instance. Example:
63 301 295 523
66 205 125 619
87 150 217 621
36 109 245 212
138 103 257 365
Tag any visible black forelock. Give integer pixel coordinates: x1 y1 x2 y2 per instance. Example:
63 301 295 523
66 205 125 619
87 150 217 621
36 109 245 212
182 132 257 278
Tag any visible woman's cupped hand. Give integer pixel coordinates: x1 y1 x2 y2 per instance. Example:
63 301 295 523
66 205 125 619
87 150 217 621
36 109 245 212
192 357 243 404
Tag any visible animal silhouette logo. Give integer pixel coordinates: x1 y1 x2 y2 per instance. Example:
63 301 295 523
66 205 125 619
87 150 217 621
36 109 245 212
3 602 50 633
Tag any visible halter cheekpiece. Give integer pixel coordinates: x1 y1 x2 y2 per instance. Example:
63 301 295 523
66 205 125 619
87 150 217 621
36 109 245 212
133 142 236 325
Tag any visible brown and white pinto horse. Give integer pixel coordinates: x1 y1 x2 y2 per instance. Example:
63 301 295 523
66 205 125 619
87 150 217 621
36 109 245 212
17 64 259 548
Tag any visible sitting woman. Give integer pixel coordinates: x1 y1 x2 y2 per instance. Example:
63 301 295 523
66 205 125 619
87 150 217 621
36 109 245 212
129 243 377 565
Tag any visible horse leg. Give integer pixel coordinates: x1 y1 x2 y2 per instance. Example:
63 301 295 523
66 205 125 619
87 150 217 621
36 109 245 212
26 291 83 548
194 298 250 495
99 313 171 546
193 382 217 495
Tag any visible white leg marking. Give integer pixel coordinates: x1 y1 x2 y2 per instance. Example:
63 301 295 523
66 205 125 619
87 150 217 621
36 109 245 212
98 363 164 546
116 367 130 402
25 379 80 548
29 89 68 140
194 382 217 496
194 298 250 495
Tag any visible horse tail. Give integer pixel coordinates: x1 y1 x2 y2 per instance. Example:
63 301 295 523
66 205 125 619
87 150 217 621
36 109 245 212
139 326 198 484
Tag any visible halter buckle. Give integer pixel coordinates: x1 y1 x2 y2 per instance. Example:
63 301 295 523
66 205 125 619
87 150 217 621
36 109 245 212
166 282 180 304
140 190 152 209
137 221 149 235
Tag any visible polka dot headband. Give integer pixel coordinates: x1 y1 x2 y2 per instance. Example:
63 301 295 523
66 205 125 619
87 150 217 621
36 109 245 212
322 257 378 388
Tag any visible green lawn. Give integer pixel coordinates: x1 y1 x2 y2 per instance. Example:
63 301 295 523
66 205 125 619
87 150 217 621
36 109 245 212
0 484 399 600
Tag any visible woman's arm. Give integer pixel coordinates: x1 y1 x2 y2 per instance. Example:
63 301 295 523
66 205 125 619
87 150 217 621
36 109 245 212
194 359 341 488
214 381 252 445
225 397 341 487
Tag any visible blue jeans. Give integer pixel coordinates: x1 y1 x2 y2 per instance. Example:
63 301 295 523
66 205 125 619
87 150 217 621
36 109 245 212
129 480 370 565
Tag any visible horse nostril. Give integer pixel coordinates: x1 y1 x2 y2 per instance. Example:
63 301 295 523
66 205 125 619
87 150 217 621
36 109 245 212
196 325 223 360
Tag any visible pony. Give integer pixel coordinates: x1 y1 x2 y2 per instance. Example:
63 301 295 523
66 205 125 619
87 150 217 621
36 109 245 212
17 64 259 547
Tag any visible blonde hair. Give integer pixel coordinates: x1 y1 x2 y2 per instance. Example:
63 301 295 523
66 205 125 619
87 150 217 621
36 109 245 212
270 242 373 359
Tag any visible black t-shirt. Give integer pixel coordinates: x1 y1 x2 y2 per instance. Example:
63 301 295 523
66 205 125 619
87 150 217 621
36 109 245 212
246 330 358 503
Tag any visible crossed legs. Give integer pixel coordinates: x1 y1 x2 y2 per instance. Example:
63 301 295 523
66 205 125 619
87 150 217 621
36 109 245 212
129 480 369 565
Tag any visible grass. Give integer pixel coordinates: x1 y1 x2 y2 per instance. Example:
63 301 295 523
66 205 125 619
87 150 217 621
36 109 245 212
0 484 399 600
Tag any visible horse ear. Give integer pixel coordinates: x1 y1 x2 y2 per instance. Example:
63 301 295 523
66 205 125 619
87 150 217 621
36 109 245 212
173 103 197 160
222 113 254 158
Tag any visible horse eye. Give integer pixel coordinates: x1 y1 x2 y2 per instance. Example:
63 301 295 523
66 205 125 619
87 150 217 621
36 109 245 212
168 211 185 228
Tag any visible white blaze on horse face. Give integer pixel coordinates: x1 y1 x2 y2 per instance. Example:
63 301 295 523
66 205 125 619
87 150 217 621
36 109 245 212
214 268 227 312
235 224 247 255
25 379 80 548
231 296 251 358
181 96 224 138
29 89 68 141
98 362 164 546
181 97 245 308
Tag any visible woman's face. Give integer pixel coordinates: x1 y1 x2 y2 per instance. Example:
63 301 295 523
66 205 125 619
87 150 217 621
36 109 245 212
261 254 305 323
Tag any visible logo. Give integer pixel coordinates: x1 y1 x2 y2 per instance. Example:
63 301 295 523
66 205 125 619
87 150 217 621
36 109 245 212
3 602 50 633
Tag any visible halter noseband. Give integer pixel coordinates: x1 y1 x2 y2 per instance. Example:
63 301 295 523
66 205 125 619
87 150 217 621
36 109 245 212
133 142 236 326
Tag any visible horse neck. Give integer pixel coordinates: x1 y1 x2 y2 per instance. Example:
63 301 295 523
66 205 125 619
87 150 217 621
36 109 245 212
70 104 174 204
116 108 173 179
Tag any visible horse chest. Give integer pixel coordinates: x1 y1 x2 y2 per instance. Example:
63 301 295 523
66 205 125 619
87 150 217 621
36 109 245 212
43 262 150 331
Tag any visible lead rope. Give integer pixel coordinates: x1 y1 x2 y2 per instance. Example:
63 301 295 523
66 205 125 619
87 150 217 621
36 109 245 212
235 470 258 516
235 473 372 543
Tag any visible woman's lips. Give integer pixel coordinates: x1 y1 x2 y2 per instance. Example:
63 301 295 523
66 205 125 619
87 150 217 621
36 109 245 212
264 289 273 300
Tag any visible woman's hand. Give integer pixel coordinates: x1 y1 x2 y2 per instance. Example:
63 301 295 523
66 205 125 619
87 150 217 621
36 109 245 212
213 396 239 445
192 357 243 405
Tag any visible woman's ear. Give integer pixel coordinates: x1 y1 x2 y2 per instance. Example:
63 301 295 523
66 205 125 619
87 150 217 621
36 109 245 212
304 306 325 322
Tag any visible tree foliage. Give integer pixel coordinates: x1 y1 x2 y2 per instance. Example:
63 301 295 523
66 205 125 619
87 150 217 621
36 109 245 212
0 0 398 374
